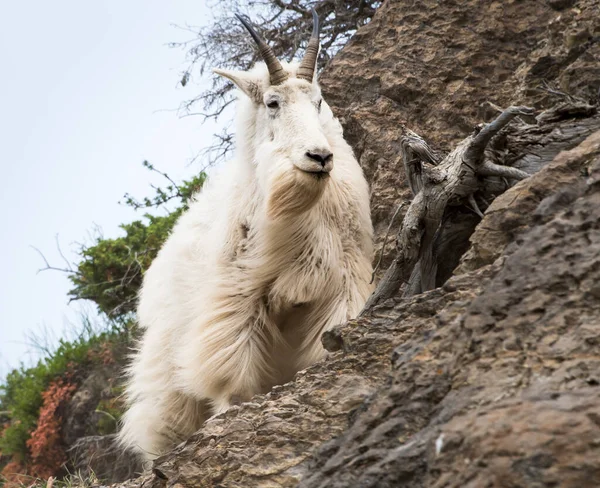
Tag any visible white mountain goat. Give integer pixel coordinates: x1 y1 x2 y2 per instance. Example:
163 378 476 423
118 10 373 460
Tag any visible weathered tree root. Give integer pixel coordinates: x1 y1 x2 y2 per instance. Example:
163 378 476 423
362 106 535 313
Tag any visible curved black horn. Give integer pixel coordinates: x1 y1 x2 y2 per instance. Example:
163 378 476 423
297 8 320 82
236 13 288 85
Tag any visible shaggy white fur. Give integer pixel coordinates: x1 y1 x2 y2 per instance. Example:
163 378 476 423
118 61 373 460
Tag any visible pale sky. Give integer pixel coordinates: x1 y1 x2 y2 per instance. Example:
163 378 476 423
0 1 225 378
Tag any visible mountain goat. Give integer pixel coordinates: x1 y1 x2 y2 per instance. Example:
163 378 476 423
119 10 373 460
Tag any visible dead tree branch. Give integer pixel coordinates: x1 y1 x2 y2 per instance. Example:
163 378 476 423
362 106 535 313
32 239 80 277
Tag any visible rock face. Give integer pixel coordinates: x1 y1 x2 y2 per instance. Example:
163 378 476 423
108 1 600 486
63 347 143 482
69 435 142 483
320 0 599 260
113 131 600 487
302 132 600 487
63 370 117 446
457 123 600 273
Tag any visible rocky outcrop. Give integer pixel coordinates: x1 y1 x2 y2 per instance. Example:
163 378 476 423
68 435 142 483
110 131 600 487
320 0 599 262
457 124 600 272
302 132 600 487
63 346 143 482
63 370 117 445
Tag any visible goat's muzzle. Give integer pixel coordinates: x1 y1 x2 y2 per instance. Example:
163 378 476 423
302 149 333 176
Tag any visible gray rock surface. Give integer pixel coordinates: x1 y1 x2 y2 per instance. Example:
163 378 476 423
302 131 600 487
109 131 600 487
69 434 142 484
320 0 599 266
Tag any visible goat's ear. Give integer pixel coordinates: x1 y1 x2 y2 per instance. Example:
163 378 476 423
213 68 263 103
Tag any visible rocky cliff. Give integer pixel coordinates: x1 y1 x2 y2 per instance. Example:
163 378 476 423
107 0 600 486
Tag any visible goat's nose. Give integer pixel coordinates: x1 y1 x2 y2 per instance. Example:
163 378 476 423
306 150 333 167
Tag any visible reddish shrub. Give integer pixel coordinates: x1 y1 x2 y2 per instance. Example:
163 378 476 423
26 378 76 479
0 459 29 487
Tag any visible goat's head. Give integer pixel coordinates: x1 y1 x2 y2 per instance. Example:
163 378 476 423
214 10 333 181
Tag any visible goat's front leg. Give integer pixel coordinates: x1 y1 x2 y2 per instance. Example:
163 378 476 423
175 290 275 413
297 264 373 368
294 297 352 371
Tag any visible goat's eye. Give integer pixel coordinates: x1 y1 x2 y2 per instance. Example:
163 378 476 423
317 99 322 112
266 100 279 109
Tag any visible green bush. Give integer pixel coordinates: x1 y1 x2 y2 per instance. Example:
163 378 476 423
68 166 206 319
67 213 180 318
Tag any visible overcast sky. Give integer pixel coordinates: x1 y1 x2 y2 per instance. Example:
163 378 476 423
0 1 224 378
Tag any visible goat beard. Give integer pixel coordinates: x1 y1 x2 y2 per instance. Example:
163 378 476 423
266 166 328 221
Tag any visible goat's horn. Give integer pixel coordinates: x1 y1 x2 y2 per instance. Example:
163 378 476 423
236 14 288 86
297 8 320 82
